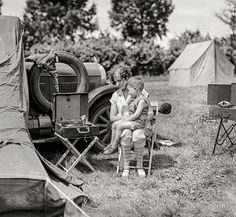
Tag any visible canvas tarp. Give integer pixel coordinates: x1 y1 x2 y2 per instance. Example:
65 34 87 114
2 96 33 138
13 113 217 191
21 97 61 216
0 15 87 216
168 40 235 86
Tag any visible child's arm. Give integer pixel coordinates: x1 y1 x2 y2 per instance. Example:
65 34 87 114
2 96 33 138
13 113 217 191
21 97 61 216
124 100 146 121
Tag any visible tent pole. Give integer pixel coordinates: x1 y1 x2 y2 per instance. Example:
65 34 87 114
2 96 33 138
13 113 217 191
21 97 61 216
46 178 90 217
214 41 217 81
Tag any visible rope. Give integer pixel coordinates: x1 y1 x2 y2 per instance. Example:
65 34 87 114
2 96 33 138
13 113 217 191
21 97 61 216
0 127 26 148
46 178 90 217
36 50 60 93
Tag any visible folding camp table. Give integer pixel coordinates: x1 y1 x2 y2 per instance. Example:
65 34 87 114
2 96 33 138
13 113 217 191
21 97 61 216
209 106 236 154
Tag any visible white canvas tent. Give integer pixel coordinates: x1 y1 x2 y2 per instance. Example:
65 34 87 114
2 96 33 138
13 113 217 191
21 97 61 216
168 40 235 86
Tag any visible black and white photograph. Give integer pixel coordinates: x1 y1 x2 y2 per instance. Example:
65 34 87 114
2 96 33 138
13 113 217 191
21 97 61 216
0 0 236 216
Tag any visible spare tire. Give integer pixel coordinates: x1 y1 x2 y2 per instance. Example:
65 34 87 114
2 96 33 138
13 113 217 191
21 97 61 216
29 51 89 113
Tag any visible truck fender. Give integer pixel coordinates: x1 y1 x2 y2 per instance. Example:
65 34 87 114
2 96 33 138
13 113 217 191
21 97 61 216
88 85 118 109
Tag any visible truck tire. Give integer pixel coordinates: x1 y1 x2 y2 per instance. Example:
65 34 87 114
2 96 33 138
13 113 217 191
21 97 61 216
29 51 89 113
89 96 112 151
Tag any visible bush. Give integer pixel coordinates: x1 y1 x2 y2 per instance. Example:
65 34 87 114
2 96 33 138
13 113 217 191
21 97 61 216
27 36 167 76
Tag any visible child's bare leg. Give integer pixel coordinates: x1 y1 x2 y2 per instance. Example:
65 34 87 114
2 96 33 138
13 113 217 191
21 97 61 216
104 121 121 154
111 121 133 148
110 121 119 144
104 121 133 155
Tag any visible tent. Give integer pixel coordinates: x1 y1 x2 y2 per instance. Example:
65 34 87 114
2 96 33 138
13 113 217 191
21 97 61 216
0 15 88 216
168 40 235 86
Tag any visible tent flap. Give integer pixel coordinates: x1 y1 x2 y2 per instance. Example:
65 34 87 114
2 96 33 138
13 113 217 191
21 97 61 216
0 15 87 216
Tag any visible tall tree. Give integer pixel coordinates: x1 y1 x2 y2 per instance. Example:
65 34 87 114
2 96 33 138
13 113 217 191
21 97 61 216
109 0 174 42
216 0 236 61
23 0 98 50
215 0 236 34
0 0 3 15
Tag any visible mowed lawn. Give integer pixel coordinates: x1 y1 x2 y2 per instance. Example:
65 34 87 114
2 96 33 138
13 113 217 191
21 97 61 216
62 78 236 216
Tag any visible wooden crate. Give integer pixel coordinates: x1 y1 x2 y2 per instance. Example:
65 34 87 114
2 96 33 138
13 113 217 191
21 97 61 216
209 106 236 121
53 92 88 122
207 84 231 105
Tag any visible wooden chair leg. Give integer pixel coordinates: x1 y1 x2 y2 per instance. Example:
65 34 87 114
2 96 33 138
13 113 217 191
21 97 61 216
148 134 155 176
117 146 122 173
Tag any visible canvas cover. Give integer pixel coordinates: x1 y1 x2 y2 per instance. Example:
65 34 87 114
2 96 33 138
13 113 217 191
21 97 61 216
168 40 235 86
0 15 87 216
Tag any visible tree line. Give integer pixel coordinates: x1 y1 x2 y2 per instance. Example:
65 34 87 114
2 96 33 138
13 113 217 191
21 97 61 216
7 0 236 75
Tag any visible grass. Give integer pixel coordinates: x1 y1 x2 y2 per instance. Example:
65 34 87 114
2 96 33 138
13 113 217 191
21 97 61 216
40 79 236 217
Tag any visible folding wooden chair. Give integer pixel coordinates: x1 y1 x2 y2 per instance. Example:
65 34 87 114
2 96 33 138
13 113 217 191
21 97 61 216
117 101 158 177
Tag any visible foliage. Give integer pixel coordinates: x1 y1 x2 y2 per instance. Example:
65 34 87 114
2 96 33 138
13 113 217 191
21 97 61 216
28 35 127 73
215 0 236 35
215 37 234 64
166 30 211 68
28 36 166 76
216 0 236 65
124 41 166 76
23 0 98 50
109 0 174 42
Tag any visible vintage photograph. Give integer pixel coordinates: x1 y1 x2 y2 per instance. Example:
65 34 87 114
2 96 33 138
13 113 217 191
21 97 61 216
0 0 236 216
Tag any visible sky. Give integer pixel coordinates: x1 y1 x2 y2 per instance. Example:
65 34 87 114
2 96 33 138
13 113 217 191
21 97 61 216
1 0 232 39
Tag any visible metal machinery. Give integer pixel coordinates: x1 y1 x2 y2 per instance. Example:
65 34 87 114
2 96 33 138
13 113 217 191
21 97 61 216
207 83 236 154
26 51 118 151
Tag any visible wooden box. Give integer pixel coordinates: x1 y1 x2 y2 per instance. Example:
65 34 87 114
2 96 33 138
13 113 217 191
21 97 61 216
53 93 99 138
207 84 231 105
230 83 236 105
55 121 99 138
209 106 236 121
53 92 88 122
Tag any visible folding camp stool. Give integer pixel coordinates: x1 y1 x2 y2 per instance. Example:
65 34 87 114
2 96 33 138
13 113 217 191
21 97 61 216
117 101 158 176
55 133 99 172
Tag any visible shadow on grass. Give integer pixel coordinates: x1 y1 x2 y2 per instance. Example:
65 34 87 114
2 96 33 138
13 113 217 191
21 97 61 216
89 152 178 173
35 141 116 173
77 157 117 173
36 141 177 174
144 153 177 169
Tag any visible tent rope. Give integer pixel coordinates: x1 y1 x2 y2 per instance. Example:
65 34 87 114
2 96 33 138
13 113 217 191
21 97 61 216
46 178 90 217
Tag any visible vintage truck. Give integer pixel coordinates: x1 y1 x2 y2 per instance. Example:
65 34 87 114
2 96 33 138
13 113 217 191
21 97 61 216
25 51 117 151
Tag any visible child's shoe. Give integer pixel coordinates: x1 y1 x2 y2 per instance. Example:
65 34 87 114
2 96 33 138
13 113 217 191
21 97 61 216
137 168 146 178
121 169 129 177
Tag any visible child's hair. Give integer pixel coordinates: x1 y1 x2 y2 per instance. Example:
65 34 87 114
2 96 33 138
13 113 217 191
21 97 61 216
127 76 144 91
108 64 132 85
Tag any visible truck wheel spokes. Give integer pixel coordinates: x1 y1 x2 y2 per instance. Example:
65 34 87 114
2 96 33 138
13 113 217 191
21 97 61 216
102 132 110 143
92 105 111 145
99 129 108 135
99 114 109 124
